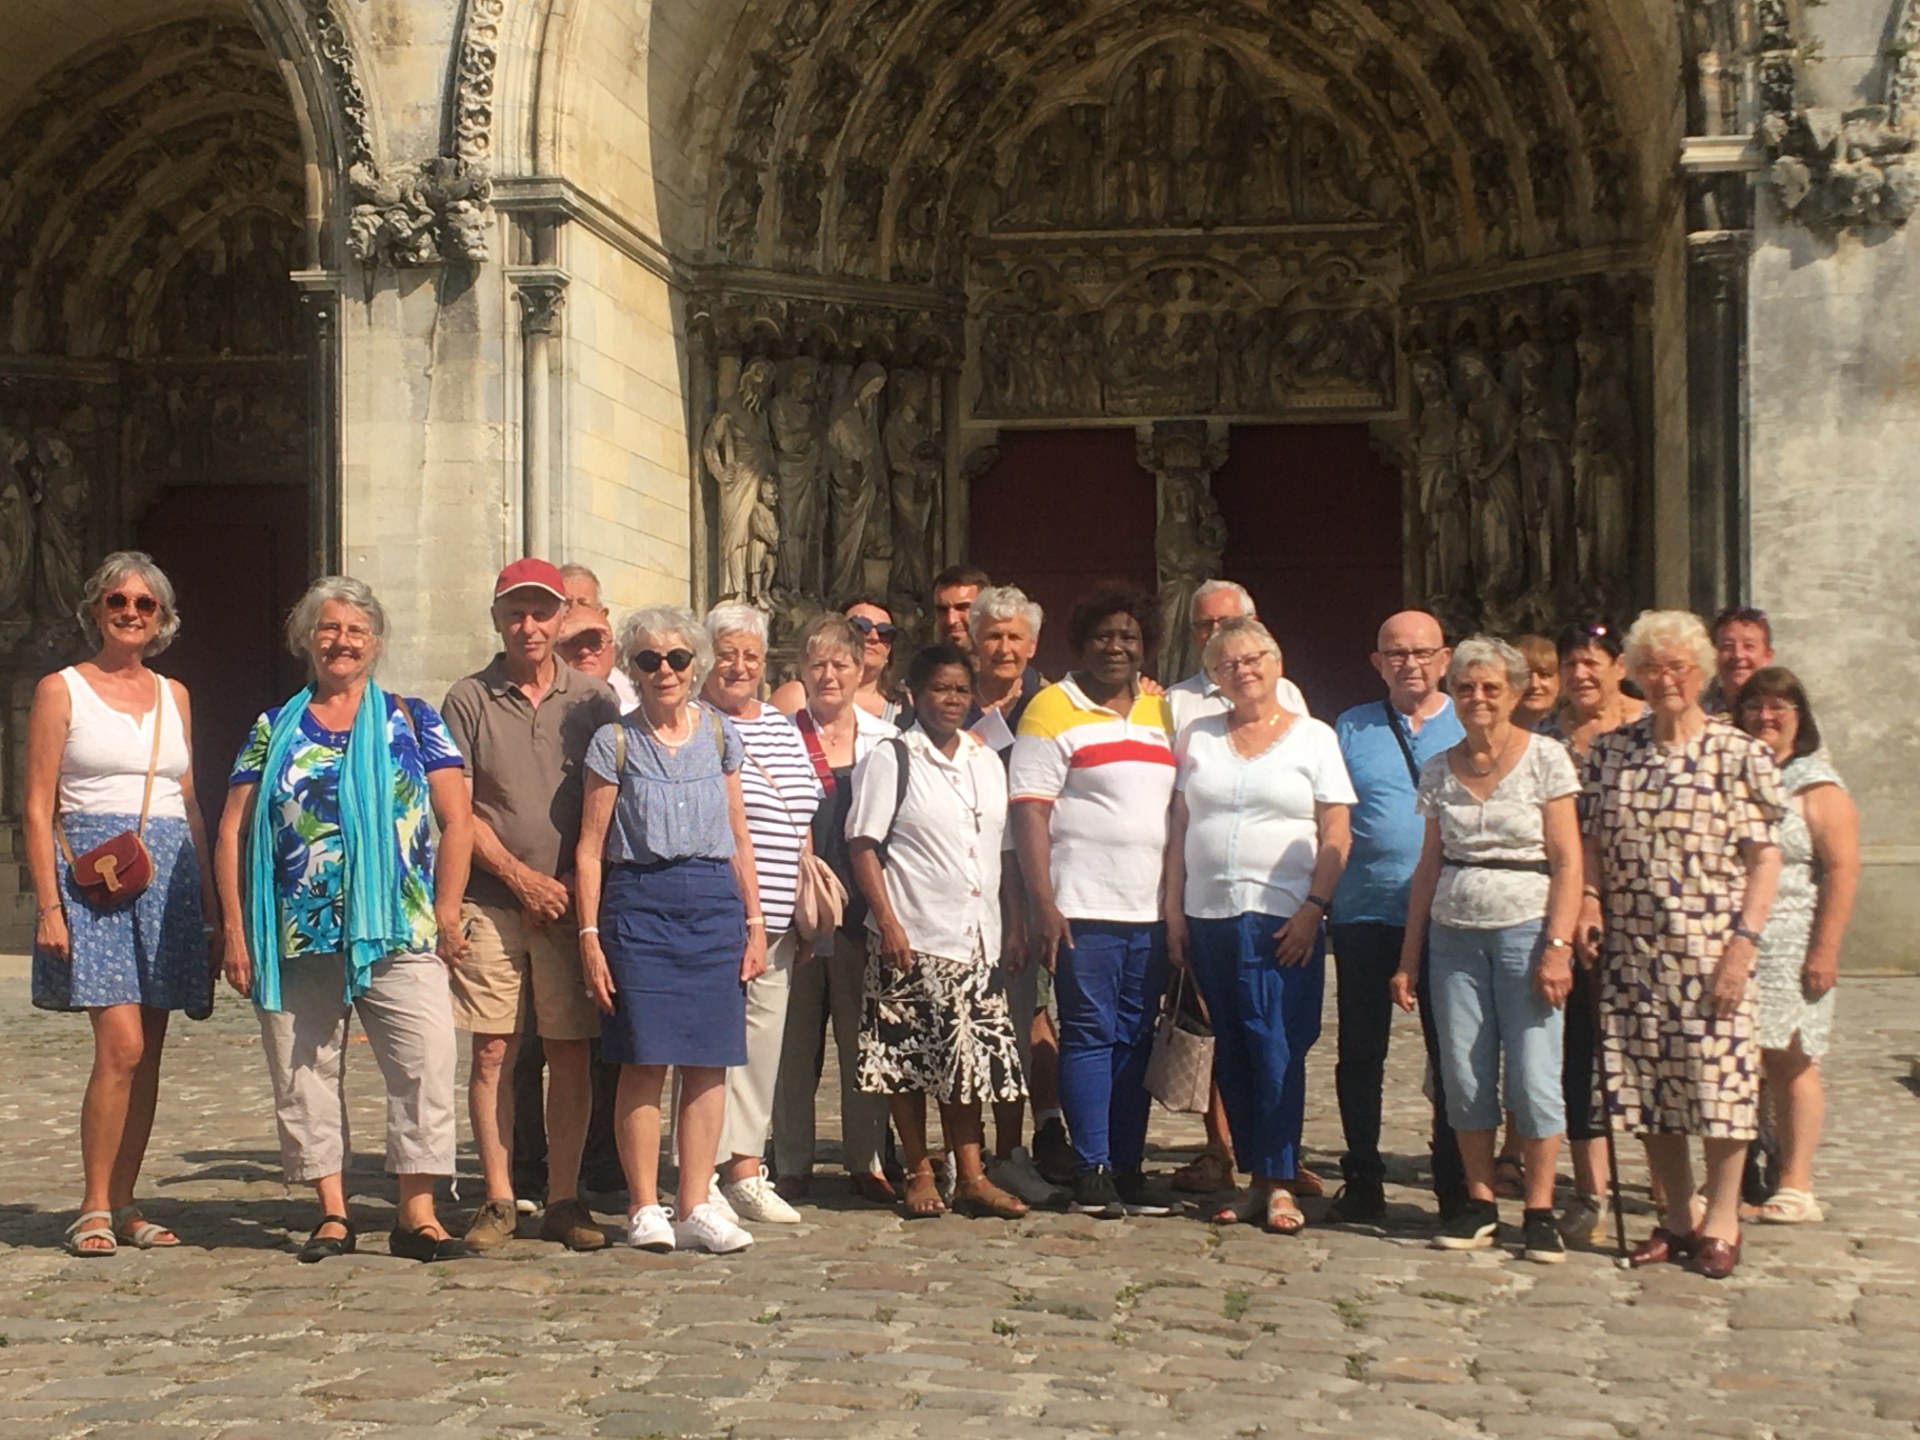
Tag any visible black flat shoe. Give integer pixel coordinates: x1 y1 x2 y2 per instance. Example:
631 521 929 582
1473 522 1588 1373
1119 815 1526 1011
389 1224 469 1262
298 1215 356 1264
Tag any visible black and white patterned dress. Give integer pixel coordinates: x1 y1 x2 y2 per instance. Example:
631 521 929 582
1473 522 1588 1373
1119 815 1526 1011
1580 716 1785 1139
856 941 1027 1104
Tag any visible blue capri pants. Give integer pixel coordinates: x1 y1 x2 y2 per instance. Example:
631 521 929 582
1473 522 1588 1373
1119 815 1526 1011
1427 918 1565 1138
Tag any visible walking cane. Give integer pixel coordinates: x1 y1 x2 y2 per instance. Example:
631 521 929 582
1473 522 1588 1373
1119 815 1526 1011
1584 954 1632 1264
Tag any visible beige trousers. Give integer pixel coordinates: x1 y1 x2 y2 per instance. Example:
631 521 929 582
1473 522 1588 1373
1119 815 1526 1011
771 929 887 1177
256 951 458 1182
720 929 798 1162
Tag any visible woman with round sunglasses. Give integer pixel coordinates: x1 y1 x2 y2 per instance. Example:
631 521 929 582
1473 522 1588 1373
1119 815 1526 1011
772 596 901 724
575 607 767 1254
27 552 218 1255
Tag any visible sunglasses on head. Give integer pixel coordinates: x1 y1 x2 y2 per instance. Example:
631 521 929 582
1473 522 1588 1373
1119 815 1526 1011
105 591 159 616
633 648 694 674
847 615 898 641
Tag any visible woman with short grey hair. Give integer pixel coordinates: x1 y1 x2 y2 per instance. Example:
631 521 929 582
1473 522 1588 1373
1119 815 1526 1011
27 551 217 1255
216 575 475 1263
576 599 767 1253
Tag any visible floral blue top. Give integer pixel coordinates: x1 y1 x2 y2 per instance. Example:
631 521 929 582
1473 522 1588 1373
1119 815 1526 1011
231 695 464 960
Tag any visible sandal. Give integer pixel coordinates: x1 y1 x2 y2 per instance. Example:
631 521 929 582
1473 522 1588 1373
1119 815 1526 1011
1492 1156 1525 1200
1757 1187 1823 1225
112 1205 180 1249
1263 1189 1307 1236
1208 1190 1263 1225
65 1210 118 1258
899 1169 945 1219
1282 1169 1325 1199
298 1215 357 1264
951 1176 1029 1220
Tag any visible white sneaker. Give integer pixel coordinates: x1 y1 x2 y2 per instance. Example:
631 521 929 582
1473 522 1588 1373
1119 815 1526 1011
708 1187 740 1224
675 1201 753 1254
625 1203 675 1253
990 1147 1070 1207
720 1173 802 1225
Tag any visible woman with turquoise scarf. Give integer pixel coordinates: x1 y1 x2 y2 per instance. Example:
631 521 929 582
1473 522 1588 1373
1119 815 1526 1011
214 576 476 1263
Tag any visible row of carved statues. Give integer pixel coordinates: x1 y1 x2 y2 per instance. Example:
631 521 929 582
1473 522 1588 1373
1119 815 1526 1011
0 424 90 644
703 358 940 615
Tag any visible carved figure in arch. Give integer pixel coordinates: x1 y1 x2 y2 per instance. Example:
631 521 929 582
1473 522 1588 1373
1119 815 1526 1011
1298 115 1357 220
884 370 934 596
772 357 828 598
705 358 778 604
892 168 942 283
977 311 1017 415
715 159 764 263
1256 97 1296 220
1454 350 1524 623
891 439 940 602
1114 49 1178 224
0 428 34 621
837 161 886 270
1063 310 1103 413
1193 49 1255 221
1412 357 1469 611
1574 327 1633 607
1511 340 1574 607
827 362 889 602
746 476 780 605
1154 474 1228 685
31 433 88 627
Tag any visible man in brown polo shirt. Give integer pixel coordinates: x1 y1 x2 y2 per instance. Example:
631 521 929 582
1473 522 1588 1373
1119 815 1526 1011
441 558 621 1251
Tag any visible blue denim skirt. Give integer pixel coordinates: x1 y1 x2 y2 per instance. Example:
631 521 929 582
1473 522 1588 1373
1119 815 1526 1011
599 858 748 1067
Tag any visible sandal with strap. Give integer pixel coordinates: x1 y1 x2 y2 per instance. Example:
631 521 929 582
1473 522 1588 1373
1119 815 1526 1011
65 1210 118 1258
1263 1189 1307 1236
1757 1187 1823 1225
899 1169 945 1220
1208 1190 1264 1225
1492 1155 1525 1200
113 1205 180 1249
951 1176 1029 1220
299 1215 357 1264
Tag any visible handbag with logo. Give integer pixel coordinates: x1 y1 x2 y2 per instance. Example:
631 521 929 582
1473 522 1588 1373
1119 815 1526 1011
57 673 165 910
1144 968 1216 1114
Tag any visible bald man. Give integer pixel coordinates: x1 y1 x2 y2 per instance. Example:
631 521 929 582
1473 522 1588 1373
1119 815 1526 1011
1326 611 1469 1226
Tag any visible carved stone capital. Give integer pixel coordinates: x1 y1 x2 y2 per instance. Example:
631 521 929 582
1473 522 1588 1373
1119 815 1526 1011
347 156 495 267
512 269 570 336
1136 418 1228 481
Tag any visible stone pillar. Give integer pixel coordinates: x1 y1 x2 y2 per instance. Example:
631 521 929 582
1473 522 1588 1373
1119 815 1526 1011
293 270 343 574
512 268 568 561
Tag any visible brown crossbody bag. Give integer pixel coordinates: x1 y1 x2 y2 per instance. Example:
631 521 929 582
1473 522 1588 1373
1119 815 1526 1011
57 673 166 909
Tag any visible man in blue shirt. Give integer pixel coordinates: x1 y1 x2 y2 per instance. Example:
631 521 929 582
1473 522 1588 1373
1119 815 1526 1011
1327 610 1468 1225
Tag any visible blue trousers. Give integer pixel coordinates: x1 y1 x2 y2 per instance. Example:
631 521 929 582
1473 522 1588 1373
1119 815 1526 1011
1054 920 1168 1174
1187 913 1325 1180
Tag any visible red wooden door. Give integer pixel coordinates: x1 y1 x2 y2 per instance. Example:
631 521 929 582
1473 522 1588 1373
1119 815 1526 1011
137 486 309 830
968 430 1157 678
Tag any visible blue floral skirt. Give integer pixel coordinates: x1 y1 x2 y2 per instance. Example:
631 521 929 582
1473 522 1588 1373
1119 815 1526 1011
32 813 211 1014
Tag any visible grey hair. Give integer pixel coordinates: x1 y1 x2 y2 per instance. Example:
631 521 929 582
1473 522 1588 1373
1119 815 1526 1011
1202 615 1280 674
1191 579 1254 623
1448 634 1529 694
620 604 713 688
798 611 860 667
1623 609 1717 678
78 550 181 656
969 584 1044 644
704 602 770 650
558 563 600 591
286 576 388 664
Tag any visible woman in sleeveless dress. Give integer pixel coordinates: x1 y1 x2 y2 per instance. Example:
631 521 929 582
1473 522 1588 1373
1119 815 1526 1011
25 552 216 1256
1735 667 1860 1225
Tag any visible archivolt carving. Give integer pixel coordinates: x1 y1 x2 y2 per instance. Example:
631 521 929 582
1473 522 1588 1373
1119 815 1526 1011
303 0 376 168
454 0 506 165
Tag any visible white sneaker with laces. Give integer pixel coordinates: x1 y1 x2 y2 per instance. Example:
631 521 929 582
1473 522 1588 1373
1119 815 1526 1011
990 1147 1070 1207
720 1173 802 1224
675 1201 753 1254
626 1203 675 1253
708 1187 740 1224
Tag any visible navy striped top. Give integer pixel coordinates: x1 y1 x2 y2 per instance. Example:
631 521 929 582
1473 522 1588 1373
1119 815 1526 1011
729 707 823 935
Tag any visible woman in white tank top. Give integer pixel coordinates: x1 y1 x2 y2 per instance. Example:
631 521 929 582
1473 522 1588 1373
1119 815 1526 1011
23 552 217 1256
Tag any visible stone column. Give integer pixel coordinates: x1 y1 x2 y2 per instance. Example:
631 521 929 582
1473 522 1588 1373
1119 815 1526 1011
512 268 569 562
293 270 343 573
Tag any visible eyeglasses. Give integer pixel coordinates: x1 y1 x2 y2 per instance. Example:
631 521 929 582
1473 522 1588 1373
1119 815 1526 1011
1640 660 1696 680
1215 654 1268 674
847 615 898 642
633 648 694 674
315 621 375 643
1380 647 1440 666
1739 696 1798 715
105 592 159 616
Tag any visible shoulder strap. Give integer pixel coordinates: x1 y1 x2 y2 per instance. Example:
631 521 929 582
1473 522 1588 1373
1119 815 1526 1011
614 723 627 775
135 672 165 836
708 707 726 761
880 735 910 852
1382 700 1421 789
743 747 809 841
794 707 837 797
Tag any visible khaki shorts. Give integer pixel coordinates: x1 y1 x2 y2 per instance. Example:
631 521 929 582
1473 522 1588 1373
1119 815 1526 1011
450 901 602 1041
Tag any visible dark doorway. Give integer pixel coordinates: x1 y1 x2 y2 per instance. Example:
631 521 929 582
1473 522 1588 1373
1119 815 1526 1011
1213 424 1403 719
968 429 1156 678
138 485 309 831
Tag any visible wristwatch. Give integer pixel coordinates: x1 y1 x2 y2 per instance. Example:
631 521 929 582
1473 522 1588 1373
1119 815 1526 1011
1731 924 1762 945
1545 936 1571 952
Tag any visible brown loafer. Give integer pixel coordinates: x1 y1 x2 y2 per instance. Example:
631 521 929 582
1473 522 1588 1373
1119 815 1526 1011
1627 1226 1698 1268
851 1171 898 1205
539 1196 608 1251
1693 1234 1741 1280
1170 1149 1235 1194
463 1198 519 1252
774 1173 811 1201
951 1176 1029 1220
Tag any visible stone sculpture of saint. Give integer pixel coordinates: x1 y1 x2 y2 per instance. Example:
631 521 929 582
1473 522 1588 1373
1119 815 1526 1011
892 441 940 602
0 428 35 623
1455 350 1525 621
32 434 88 627
1156 477 1227 684
827 361 888 603
1574 328 1633 604
1411 356 1469 612
771 357 828 598
703 357 778 603
1512 341 1574 607
883 371 935 599
747 475 780 605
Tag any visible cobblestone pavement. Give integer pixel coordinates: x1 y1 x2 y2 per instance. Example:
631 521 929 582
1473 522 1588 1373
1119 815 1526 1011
2 959 1918 1440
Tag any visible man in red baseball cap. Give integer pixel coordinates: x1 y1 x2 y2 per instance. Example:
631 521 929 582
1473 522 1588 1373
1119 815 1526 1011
440 558 621 1252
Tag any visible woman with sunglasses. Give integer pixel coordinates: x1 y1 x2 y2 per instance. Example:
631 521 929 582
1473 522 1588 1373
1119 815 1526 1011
772 596 901 724
575 606 767 1254
769 612 898 1204
27 553 218 1255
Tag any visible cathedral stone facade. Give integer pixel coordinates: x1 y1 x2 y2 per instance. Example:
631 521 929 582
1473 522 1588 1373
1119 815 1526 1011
0 0 1914 968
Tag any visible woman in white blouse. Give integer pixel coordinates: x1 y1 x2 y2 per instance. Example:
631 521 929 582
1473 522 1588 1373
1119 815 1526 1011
1392 636 1582 1262
1166 617 1354 1235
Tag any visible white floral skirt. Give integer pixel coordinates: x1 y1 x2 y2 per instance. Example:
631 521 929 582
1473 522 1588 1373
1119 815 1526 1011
855 938 1027 1106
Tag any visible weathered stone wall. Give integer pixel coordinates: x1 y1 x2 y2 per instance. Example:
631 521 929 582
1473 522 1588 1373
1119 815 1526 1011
1748 0 1920 971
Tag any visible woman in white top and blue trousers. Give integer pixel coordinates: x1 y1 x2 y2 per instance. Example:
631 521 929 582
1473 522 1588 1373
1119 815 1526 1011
1166 618 1354 1235
1394 636 1583 1261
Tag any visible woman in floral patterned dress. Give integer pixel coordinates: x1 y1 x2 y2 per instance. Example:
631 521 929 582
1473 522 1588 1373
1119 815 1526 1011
216 576 474 1264
1575 610 1784 1280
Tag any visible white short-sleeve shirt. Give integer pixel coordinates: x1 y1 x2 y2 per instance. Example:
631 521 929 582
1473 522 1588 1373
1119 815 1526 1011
1176 714 1356 920
1167 671 1309 738
847 727 1008 965
1414 733 1580 930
